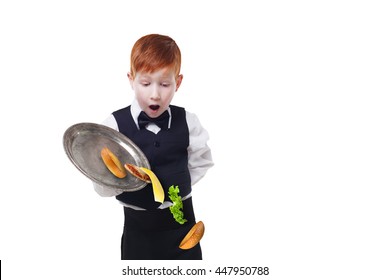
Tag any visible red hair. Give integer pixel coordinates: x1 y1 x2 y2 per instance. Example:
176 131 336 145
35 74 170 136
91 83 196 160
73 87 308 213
130 34 181 79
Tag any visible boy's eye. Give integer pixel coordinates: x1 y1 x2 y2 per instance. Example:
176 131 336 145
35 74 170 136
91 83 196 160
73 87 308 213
142 82 150 86
161 83 170 87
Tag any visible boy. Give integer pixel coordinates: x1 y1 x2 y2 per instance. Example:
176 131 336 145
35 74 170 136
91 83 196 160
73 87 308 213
93 34 213 260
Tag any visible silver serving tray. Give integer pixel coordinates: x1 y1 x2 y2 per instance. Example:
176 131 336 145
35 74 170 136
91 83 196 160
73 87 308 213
63 122 150 191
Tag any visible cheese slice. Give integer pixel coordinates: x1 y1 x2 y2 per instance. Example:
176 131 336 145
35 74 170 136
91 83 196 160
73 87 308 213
139 167 165 203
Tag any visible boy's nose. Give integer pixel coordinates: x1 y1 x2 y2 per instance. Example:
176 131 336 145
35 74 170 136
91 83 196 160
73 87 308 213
150 86 161 100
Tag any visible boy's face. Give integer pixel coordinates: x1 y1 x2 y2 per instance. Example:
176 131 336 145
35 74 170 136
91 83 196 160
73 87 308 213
128 68 183 118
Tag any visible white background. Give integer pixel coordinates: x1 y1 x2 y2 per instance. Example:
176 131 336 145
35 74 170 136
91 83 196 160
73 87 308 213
1 0 389 279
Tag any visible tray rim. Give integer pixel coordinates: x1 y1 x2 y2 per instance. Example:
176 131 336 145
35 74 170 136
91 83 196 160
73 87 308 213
63 122 150 191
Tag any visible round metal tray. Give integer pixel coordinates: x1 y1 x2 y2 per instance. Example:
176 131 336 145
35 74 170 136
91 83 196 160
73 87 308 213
63 122 150 191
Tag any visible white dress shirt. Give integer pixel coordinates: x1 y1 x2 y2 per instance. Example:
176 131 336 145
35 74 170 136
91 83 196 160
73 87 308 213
93 99 213 210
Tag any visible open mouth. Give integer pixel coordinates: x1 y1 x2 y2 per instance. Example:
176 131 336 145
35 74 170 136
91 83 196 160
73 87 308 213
149 105 160 111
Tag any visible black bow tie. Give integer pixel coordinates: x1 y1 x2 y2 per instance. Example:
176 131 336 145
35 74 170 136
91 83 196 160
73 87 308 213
138 110 169 130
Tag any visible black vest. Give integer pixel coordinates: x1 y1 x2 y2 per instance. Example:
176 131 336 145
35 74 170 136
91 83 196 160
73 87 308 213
114 105 191 209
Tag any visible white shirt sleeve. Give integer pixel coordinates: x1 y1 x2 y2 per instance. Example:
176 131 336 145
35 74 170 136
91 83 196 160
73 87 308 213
186 111 214 185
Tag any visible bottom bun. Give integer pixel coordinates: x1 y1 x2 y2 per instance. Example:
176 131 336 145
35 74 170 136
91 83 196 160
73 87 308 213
179 221 205 250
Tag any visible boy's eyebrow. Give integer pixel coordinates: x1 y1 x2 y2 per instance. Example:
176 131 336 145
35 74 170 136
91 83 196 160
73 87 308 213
137 73 175 80
137 73 151 78
160 75 174 80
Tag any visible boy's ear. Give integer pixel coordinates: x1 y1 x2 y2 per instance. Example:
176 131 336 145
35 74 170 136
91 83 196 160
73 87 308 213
175 74 183 91
127 72 134 88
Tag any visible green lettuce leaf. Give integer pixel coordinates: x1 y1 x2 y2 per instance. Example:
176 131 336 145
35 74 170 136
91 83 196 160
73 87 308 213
168 185 187 224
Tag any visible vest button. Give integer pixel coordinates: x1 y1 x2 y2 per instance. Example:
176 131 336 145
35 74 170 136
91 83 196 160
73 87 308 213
154 141 160 147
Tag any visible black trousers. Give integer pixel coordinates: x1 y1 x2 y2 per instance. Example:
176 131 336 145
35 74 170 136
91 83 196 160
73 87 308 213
121 197 202 260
